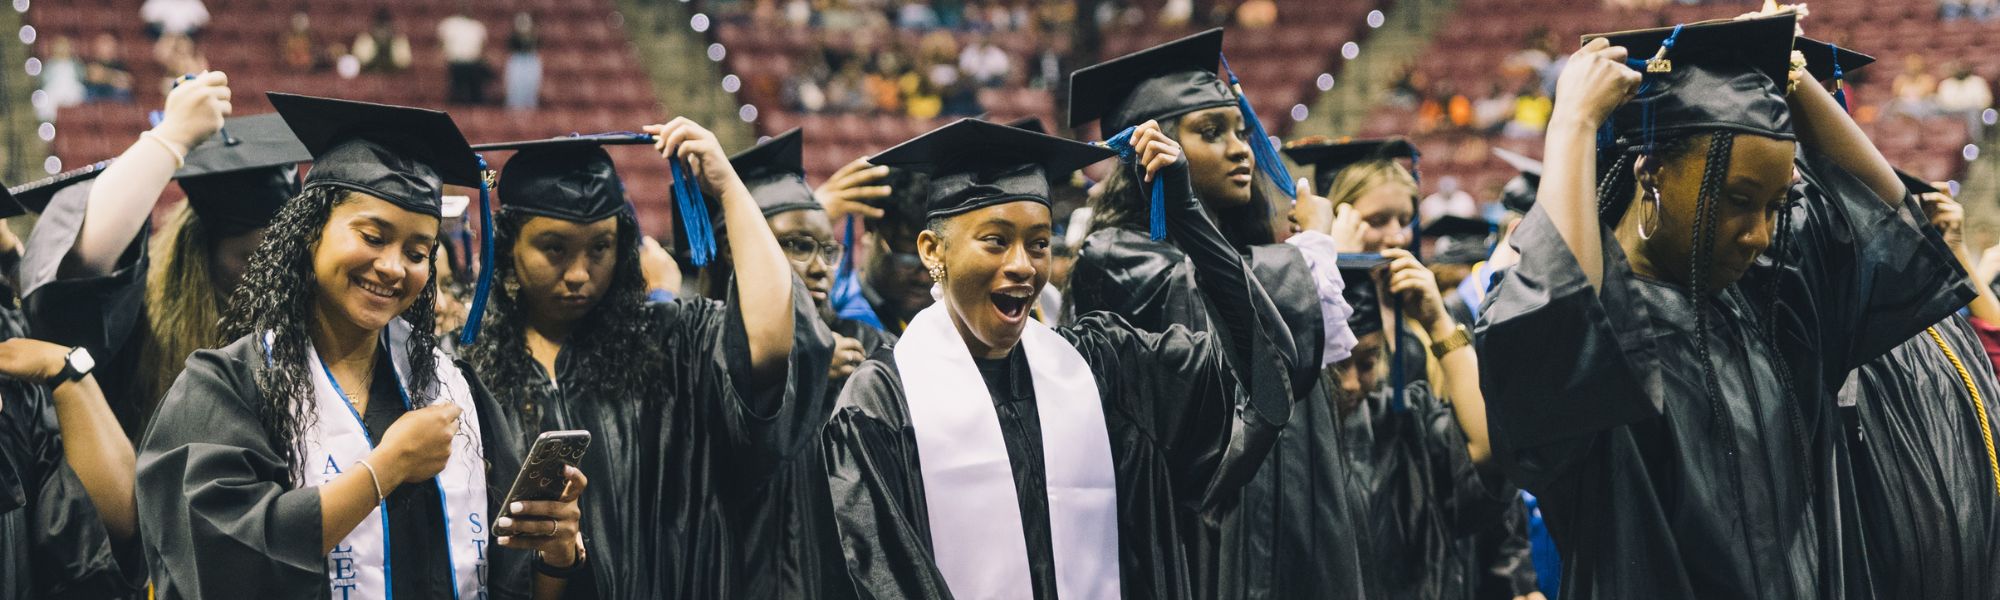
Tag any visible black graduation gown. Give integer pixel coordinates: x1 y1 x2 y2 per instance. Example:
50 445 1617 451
1476 151 1971 599
1339 378 1514 600
135 334 542 599
823 170 1297 598
1470 495 1541 600
830 316 897 399
1067 226 1367 599
0 376 146 600
19 183 151 439
480 281 843 600
1838 313 2000 598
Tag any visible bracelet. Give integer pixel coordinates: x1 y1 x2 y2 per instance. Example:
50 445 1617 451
1430 323 1474 359
139 130 188 169
356 459 387 504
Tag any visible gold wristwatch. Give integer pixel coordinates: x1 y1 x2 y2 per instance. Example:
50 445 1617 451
1430 324 1473 359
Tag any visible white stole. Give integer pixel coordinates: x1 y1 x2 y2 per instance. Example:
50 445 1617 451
895 303 1122 599
288 320 489 600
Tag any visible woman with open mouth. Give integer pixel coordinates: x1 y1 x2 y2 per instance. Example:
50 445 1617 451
457 118 836 599
136 94 587 600
821 117 1304 599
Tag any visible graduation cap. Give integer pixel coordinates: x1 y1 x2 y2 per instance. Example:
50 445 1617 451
7 160 113 215
175 113 314 238
268 92 483 216
727 128 818 218
475 132 654 223
1795 36 1872 111
269 92 496 344
1587 14 1800 152
1492 147 1543 215
1422 215 1495 266
869 118 1116 220
1282 137 1422 198
1068 28 1297 201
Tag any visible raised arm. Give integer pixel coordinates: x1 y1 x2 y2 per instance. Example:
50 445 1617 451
1788 59 1905 205
647 118 794 376
1541 38 1641 292
0 339 135 540
70 71 230 276
1382 248 1490 465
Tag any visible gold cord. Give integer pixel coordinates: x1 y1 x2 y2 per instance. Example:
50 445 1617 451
1926 326 2000 496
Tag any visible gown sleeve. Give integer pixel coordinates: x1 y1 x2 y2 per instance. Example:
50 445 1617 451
1473 205 1666 489
136 342 327 598
819 360 957 600
1279 229 1355 365
4 379 146 599
658 276 835 478
19 180 147 365
1767 149 1976 376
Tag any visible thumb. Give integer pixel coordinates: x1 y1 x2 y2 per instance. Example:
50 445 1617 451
1296 178 1313 197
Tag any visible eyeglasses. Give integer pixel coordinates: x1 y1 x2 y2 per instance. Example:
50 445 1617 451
779 236 845 266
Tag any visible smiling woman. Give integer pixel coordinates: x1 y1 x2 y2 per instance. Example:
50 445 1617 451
136 94 586 600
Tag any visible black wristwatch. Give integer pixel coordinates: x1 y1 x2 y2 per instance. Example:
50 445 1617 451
534 543 588 579
49 347 93 386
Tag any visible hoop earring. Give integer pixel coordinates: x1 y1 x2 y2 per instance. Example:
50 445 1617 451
1638 179 1662 241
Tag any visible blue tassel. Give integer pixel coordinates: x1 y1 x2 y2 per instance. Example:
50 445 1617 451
1408 151 1422 188
1102 126 1169 241
1220 54 1296 199
670 154 716 267
458 154 496 346
1830 42 1850 113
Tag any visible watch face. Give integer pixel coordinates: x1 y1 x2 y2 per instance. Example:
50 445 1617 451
69 347 94 373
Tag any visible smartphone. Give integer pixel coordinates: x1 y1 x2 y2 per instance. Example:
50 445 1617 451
498 430 591 520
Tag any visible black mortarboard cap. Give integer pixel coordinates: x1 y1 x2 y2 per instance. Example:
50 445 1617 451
176 113 314 237
1067 28 1233 134
1588 14 1799 149
1282 137 1421 196
1492 147 1543 215
1795 36 1872 83
870 119 1116 220
727 128 819 218
476 132 652 223
1337 253 1390 337
1422 215 1495 265
8 160 112 215
269 92 482 216
0 183 23 220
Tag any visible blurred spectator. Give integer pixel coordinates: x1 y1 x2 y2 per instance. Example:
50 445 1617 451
440 8 492 104
83 33 135 104
281 12 317 71
828 60 876 113
1505 84 1552 138
960 34 1010 87
1937 61 1993 138
141 0 209 40
898 0 941 29
41 36 86 110
1161 0 1193 26
506 12 542 110
1473 83 1513 134
903 68 943 118
1421 176 1477 222
154 33 207 85
1236 0 1277 28
1889 53 1939 122
1942 0 1998 21
1445 84 1473 130
354 8 413 73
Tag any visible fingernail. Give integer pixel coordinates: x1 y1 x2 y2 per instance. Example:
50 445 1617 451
496 517 513 528
511 502 524 512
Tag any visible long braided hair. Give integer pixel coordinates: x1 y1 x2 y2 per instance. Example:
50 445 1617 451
459 209 663 436
220 186 442 478
1596 130 1814 492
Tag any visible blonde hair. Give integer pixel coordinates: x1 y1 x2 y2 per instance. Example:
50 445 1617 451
1323 160 1418 210
138 203 226 422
